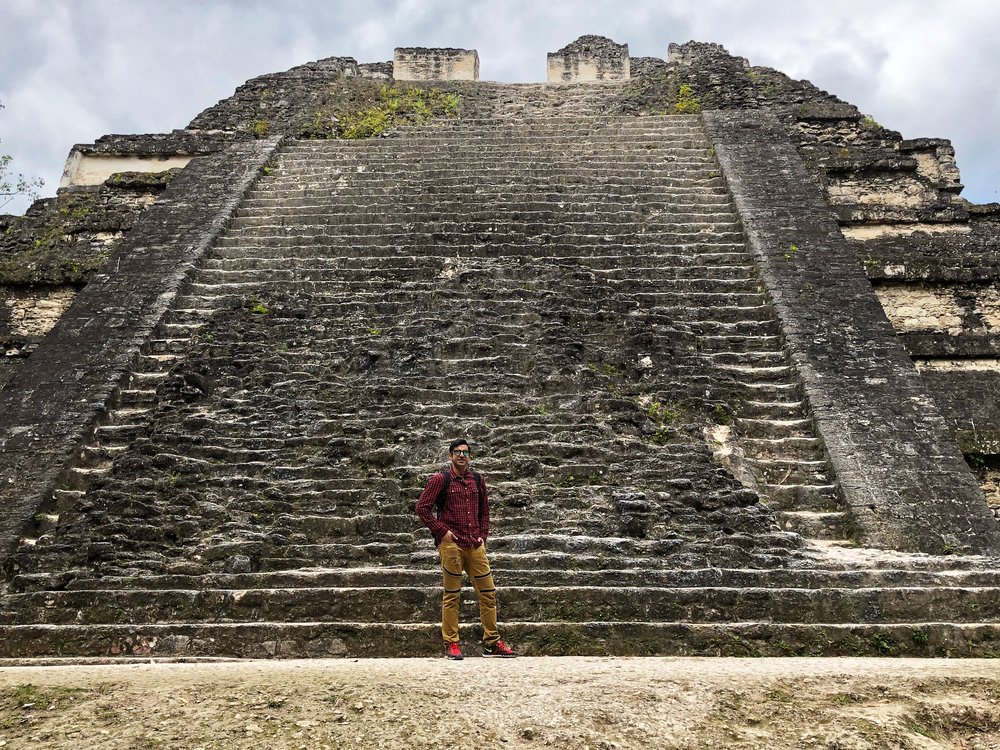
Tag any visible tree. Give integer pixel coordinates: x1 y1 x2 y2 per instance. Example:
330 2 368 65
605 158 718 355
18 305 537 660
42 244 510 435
0 100 44 211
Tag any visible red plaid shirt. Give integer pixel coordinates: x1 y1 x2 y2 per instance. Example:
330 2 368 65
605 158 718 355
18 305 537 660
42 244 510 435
416 467 490 548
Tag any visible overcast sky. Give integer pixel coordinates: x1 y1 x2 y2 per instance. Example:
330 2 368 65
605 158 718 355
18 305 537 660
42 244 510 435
1 0 997 215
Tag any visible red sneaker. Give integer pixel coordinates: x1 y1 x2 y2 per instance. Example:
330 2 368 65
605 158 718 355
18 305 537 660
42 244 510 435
483 640 517 657
444 642 464 660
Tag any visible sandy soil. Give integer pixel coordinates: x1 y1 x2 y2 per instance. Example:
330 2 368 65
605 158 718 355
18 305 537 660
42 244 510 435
1 657 999 749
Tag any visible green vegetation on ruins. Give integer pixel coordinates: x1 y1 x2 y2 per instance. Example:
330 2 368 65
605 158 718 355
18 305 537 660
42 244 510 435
674 83 702 114
337 84 460 139
249 119 270 139
321 84 461 140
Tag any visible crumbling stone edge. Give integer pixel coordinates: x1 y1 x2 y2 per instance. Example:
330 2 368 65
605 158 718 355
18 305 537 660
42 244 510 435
0 136 286 567
702 111 1000 555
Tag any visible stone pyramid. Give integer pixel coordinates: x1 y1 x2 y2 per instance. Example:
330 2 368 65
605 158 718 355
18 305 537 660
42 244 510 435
1 38 999 658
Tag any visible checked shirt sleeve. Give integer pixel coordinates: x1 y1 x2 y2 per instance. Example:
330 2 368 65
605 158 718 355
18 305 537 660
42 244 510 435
416 472 449 543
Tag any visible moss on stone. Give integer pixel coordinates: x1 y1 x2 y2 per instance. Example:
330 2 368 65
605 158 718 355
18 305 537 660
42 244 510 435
335 85 461 139
674 83 702 114
249 119 269 139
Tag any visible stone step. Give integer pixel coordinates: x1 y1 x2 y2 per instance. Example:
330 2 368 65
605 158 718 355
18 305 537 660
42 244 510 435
95 464 708 497
211 230 748 249
64 466 111 489
774 511 851 540
739 436 823 459
4 583 1000 626
51 489 85 504
733 418 816 439
281 135 712 147
93 423 148 442
355 540 795 572
159 321 207 336
703 351 787 367
251 175 730 193
733 381 803 399
146 338 193 354
297 134 711 146
259 170 723 188
208 245 752 262
192 269 761 292
270 154 721 167
234 531 782 563
230 202 737 220
80 444 129 463
736 401 809 420
337 127 710 140
178 287 767 313
711 364 795 383
256 184 729 201
200 256 755 277
236 190 735 210
280 134 711 149
269 152 719 167
173 290 778 322
19 564 1000 594
11 536 798 578
279 135 710 148
278 138 714 150
315 121 707 133
117 389 158 406
282 137 712 152
762 484 843 512
226 214 741 233
235 193 736 213
271 153 720 167
4 620 995 658
290 113 701 126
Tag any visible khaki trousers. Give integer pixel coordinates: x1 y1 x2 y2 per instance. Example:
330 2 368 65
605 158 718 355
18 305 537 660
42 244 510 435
438 540 499 646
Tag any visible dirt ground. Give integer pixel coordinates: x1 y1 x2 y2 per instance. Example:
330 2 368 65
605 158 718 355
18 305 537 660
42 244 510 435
1 657 999 749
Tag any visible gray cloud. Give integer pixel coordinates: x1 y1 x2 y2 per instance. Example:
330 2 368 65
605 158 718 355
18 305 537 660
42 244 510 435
1 0 997 215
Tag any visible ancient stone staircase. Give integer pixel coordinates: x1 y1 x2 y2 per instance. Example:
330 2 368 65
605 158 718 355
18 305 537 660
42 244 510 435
2 113 998 658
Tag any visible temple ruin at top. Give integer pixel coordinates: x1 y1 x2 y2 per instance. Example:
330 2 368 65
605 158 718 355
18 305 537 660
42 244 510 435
1 35 1000 658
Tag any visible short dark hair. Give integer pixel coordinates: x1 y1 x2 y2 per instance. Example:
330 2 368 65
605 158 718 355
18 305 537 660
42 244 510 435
449 438 471 453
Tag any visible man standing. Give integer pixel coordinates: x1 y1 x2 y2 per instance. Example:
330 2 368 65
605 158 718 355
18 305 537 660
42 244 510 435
416 438 517 659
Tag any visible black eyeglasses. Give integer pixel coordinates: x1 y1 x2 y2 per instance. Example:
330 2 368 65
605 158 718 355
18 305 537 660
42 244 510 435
451 450 471 456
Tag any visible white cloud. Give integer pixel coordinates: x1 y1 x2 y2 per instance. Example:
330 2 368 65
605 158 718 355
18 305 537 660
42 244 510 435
1 0 997 214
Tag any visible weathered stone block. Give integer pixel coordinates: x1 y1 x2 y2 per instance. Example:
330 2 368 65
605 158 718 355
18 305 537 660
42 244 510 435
547 35 629 82
393 47 478 81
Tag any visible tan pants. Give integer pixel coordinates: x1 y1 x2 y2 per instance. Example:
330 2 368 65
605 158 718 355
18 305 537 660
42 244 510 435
438 540 499 646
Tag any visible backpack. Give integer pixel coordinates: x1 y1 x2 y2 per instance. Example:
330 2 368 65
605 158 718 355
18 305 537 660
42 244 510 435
435 469 485 512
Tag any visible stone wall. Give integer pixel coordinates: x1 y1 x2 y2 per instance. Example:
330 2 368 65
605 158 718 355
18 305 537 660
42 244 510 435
0 138 282 560
547 35 630 82
704 110 999 554
393 48 479 81
851 208 1000 455
0 172 178 386
620 41 1000 477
